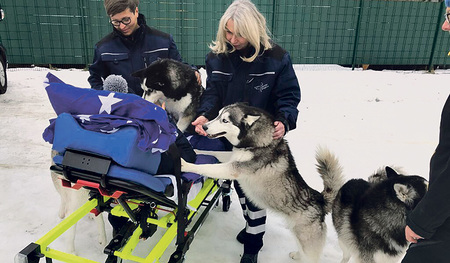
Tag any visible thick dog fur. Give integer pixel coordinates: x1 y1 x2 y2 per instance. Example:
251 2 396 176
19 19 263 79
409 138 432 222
181 103 345 263
51 150 107 254
332 166 428 263
132 58 203 132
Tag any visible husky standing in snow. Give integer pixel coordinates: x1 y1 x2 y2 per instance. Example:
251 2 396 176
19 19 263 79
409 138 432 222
181 103 345 263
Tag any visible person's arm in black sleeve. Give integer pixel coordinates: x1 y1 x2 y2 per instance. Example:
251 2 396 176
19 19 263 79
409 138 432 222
175 129 197 163
168 35 183 62
407 159 450 239
196 56 221 120
273 52 301 133
407 95 450 238
88 46 108 90
167 34 198 71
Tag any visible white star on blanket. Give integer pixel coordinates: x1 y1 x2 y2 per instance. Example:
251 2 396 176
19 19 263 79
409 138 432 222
98 93 122 114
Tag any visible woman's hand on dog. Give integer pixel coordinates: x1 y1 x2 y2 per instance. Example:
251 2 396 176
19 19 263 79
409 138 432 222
405 225 423 243
195 71 202 86
192 116 209 136
273 121 285 140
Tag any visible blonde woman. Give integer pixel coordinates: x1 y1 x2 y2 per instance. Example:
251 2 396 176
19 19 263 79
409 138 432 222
192 1 300 262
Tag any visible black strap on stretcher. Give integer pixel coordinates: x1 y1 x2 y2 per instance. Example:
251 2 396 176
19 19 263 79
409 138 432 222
166 144 189 248
166 143 223 263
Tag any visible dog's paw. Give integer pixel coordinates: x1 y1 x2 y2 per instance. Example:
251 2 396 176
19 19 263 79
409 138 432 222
180 158 191 172
289 251 300 260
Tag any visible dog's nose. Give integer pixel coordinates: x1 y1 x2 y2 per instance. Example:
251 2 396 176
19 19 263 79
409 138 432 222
202 125 208 131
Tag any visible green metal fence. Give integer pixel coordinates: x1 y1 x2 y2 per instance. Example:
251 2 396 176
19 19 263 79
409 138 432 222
0 0 449 68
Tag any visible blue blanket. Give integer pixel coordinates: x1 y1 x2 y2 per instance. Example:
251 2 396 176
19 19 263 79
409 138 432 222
43 73 177 153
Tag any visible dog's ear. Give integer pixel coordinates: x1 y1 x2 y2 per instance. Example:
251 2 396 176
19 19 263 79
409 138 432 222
393 183 416 207
385 166 399 178
243 114 260 127
131 68 147 79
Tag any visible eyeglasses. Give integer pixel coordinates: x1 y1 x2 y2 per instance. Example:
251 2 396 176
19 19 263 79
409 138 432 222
445 12 450 24
110 17 131 27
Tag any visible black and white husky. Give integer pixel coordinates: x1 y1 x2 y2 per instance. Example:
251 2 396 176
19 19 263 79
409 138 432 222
132 58 203 132
332 166 428 263
181 103 345 263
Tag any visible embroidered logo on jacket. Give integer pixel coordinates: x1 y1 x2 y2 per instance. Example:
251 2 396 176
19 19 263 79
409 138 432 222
254 82 269 92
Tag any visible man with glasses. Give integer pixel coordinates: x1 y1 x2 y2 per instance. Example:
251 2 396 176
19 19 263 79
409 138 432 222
88 0 200 236
402 1 450 262
88 0 200 95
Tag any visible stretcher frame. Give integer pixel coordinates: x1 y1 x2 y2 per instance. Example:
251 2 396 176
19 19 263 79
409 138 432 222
16 147 223 263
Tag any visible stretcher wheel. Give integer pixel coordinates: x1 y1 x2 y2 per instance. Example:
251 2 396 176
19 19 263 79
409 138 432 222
221 180 232 212
222 195 231 212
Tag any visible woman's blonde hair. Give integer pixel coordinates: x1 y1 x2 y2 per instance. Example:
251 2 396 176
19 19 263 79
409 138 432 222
209 0 272 62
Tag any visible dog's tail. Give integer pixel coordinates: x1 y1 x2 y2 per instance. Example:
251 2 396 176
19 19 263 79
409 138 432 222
315 146 345 214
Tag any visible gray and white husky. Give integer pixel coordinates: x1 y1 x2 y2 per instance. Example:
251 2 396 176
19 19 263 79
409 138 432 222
132 58 203 132
332 166 428 263
181 103 345 263
50 150 107 254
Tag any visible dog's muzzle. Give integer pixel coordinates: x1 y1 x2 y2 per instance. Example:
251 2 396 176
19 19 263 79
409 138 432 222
206 132 226 139
203 124 226 138
142 88 158 102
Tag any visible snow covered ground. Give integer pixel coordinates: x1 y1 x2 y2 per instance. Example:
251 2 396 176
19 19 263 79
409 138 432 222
1 66 449 263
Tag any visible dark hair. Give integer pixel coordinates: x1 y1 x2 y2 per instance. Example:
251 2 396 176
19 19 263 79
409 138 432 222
104 0 139 16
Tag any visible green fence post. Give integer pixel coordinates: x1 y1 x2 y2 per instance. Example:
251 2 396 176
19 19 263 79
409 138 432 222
428 1 445 72
352 0 364 70
271 0 276 34
78 0 90 67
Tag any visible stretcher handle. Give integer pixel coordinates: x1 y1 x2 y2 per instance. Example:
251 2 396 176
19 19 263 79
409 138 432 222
61 178 126 199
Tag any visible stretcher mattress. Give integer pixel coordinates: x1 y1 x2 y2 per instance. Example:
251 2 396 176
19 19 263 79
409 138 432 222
51 113 218 194
53 113 161 175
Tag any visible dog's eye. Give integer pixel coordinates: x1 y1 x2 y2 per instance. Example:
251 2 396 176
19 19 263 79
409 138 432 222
156 82 164 86
222 118 229 123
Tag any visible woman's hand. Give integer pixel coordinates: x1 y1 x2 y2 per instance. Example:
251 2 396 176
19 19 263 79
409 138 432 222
195 71 202 86
192 116 209 136
273 121 285 139
405 225 423 243
154 100 166 110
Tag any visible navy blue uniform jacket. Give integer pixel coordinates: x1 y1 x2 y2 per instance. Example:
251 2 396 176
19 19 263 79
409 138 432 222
88 14 183 96
199 44 301 132
407 95 450 241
